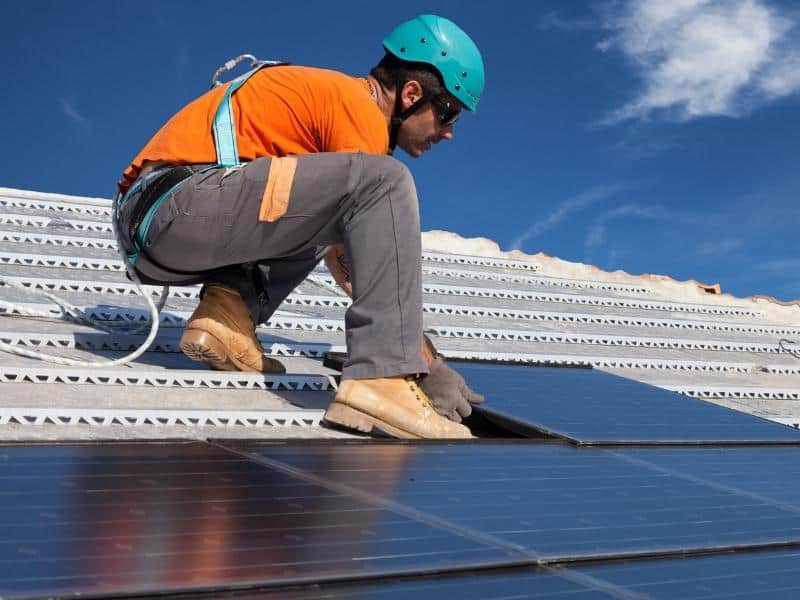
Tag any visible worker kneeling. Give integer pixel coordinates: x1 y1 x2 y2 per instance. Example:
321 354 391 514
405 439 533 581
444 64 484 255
117 152 472 439
115 15 485 439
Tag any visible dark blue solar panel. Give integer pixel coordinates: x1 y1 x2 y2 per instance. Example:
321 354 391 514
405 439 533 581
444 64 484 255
450 362 800 444
0 443 512 599
227 441 800 562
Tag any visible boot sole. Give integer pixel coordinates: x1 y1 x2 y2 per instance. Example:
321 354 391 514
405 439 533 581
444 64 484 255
180 329 243 371
180 329 285 374
323 401 419 439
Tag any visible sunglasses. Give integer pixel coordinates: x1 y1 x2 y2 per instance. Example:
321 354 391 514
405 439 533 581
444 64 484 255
428 93 462 127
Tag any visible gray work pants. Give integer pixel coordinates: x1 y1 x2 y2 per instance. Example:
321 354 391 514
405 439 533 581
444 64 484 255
122 153 427 380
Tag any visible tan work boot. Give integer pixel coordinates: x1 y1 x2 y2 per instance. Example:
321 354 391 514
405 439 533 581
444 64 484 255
179 285 286 373
323 377 473 439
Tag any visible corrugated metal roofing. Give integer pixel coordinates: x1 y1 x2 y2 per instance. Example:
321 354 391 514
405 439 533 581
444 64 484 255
1 185 799 440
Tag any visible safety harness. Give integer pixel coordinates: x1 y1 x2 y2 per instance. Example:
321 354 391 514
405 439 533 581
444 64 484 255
122 55 287 270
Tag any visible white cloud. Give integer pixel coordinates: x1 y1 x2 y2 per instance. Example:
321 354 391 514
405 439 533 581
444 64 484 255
585 203 663 249
509 185 623 250
603 0 800 122
60 98 92 136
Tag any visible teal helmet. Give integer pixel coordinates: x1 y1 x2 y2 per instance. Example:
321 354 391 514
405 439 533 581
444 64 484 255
383 14 485 111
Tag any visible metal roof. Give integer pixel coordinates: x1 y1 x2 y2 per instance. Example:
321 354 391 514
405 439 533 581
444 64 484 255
1 185 799 440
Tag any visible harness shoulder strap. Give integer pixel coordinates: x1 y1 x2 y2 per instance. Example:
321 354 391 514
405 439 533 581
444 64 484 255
212 60 288 167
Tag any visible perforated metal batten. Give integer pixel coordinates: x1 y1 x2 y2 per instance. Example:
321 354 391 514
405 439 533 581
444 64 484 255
0 406 324 428
0 366 336 391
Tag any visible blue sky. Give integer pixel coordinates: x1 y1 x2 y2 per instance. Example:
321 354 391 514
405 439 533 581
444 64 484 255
2 0 799 301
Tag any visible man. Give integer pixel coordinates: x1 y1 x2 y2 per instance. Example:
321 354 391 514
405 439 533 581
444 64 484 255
116 15 485 439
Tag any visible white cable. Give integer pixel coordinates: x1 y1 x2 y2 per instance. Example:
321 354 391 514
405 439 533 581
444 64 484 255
0 191 168 367
779 339 800 360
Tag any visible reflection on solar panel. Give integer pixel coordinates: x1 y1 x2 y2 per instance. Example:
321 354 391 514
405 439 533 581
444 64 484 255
451 362 800 445
225 441 800 561
0 442 511 599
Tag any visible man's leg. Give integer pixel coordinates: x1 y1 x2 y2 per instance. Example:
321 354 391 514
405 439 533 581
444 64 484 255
177 250 321 372
141 153 470 438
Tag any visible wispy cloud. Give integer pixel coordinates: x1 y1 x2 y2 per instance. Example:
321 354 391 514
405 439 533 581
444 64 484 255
585 203 664 249
60 98 92 136
696 238 744 258
509 185 624 251
600 0 800 122
763 258 800 271
539 11 597 32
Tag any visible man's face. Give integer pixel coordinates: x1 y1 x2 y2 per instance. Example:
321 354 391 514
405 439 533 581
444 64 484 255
395 82 461 158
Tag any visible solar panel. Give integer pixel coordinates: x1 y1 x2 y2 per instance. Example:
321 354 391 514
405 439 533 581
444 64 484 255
0 442 512 599
451 362 800 444
226 441 800 562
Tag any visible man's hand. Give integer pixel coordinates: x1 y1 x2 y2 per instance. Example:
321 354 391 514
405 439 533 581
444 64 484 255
419 357 484 422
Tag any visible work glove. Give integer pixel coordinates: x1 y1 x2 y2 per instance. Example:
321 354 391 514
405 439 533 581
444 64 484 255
419 357 485 422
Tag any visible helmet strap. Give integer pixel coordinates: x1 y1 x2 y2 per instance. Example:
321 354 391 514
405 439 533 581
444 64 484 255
388 79 428 152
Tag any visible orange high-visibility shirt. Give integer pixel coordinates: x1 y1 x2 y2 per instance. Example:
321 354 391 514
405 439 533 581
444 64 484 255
119 66 388 192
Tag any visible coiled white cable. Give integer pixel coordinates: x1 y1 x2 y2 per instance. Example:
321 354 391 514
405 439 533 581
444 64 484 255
0 191 169 367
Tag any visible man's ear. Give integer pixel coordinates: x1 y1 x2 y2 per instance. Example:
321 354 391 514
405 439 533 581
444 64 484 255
401 80 424 110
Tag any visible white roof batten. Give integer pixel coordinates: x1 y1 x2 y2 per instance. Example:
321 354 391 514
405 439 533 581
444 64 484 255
0 195 112 217
429 325 793 355
424 304 800 337
0 366 336 392
665 385 800 402
439 349 767 374
421 250 541 271
0 330 344 358
0 186 113 208
0 213 111 233
0 230 117 250
422 264 654 294
0 301 347 332
423 284 763 317
0 406 324 428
